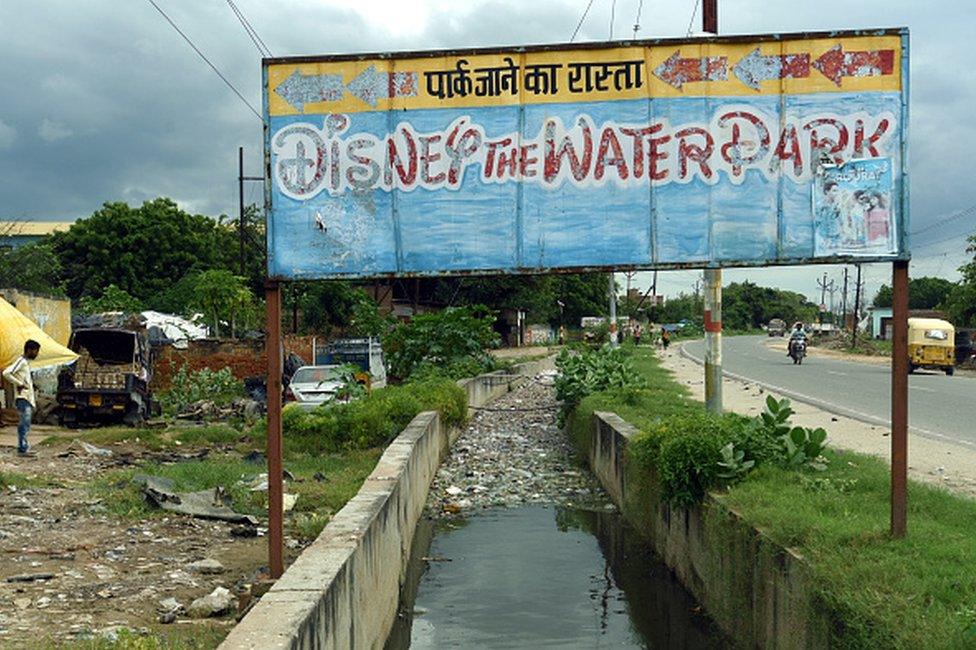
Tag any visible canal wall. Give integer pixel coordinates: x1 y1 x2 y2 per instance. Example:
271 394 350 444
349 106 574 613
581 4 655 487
587 412 832 649
221 357 554 650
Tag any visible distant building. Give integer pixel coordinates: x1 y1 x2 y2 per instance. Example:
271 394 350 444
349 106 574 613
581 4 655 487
0 221 73 248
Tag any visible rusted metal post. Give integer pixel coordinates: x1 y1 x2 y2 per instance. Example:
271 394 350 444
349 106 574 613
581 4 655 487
704 268 723 413
265 279 285 576
702 0 718 34
890 260 909 538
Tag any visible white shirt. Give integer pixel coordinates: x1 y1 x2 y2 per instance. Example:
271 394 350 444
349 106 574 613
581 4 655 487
3 356 35 407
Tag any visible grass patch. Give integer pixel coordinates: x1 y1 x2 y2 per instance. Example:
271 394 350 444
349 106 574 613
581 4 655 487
39 426 173 451
722 450 976 648
566 347 701 451
169 424 245 446
565 345 976 647
39 625 229 649
815 334 892 357
89 447 383 540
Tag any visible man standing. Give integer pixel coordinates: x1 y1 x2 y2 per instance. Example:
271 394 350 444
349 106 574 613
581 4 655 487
3 340 40 456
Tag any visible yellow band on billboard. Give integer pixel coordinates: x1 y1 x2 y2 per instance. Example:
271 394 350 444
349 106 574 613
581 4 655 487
266 35 902 117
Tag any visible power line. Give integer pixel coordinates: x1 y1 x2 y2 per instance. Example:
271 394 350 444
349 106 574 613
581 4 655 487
145 0 263 122
570 0 597 42
225 0 273 58
686 0 701 37
632 0 644 38
910 202 976 237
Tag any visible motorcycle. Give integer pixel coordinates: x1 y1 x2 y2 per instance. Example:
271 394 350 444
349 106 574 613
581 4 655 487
789 339 806 365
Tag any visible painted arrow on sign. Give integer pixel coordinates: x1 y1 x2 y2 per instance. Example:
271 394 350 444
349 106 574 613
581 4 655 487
733 48 811 91
275 70 344 112
653 51 728 90
346 65 418 107
813 45 895 87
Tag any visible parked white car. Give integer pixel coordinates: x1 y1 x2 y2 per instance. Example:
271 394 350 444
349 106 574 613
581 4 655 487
287 365 345 409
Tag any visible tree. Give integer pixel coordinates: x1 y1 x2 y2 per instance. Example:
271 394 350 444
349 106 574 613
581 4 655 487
872 276 955 310
192 270 252 337
0 241 64 296
50 198 241 307
945 234 976 327
383 305 500 379
78 284 144 314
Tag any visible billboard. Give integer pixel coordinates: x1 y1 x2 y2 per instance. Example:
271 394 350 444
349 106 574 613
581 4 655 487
263 29 908 279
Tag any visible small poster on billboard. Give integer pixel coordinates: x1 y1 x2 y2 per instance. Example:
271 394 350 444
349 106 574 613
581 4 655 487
813 157 896 257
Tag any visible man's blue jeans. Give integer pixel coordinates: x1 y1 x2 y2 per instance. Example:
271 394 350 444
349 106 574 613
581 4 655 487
15 398 31 453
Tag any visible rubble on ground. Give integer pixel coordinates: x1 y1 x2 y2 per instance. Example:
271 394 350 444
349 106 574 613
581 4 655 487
426 374 612 518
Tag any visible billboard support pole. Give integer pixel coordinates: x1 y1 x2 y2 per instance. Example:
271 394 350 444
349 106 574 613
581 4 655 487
265 279 285 576
890 260 909 537
702 0 723 415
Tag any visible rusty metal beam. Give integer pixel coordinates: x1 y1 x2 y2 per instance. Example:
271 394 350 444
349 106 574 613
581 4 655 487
890 260 908 538
702 0 718 34
265 280 285 576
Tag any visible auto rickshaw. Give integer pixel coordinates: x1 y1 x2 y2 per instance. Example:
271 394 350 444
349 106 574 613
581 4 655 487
907 317 955 376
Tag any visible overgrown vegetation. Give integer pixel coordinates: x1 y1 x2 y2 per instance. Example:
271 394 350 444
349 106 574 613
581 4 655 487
554 344 645 425
158 366 244 415
563 344 976 648
563 346 827 506
383 305 500 380
278 379 466 452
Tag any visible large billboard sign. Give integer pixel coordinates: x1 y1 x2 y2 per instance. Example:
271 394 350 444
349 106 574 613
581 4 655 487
263 29 908 279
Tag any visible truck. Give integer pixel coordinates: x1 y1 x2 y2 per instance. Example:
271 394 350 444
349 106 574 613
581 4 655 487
57 327 156 426
318 338 387 389
767 318 787 336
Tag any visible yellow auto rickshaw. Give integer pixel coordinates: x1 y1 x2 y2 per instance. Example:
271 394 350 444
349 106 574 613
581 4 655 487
908 317 955 376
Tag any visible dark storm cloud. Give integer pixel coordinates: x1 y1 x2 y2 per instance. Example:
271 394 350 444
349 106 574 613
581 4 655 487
1 0 974 288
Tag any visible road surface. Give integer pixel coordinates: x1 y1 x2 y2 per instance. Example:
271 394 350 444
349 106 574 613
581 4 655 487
684 335 976 451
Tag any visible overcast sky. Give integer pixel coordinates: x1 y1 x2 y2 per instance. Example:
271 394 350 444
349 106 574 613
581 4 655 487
1 0 974 304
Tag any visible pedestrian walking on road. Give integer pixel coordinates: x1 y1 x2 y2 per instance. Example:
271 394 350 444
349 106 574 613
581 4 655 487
661 328 671 350
633 323 642 346
3 340 40 456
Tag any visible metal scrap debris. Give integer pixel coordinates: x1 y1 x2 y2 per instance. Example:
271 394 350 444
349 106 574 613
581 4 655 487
134 475 258 525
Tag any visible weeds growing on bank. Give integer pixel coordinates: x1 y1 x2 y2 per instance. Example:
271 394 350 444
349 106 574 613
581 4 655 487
561 344 976 648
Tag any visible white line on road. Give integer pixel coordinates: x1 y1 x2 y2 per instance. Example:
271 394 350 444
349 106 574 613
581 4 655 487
826 370 847 376
680 343 976 453
911 386 936 393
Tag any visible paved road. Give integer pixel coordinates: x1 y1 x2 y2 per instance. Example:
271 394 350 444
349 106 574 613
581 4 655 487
684 335 976 451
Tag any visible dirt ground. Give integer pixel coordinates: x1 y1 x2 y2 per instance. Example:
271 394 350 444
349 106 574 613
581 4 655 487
0 428 301 648
661 342 976 500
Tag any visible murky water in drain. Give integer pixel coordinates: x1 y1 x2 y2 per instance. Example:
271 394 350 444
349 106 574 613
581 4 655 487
387 505 729 649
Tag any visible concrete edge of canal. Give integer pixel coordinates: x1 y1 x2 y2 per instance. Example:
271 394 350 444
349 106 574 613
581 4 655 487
587 411 833 649
219 357 556 650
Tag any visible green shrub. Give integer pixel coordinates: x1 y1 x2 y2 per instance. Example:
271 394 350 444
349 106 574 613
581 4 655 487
277 378 466 454
159 366 243 415
383 305 499 380
554 345 645 424
654 413 732 507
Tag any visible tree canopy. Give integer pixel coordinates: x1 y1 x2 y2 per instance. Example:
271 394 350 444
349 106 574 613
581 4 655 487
872 276 956 310
944 234 976 327
49 198 259 307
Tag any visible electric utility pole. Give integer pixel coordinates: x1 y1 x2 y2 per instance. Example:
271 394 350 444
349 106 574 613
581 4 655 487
238 147 264 277
702 0 722 413
851 263 863 347
841 267 849 330
609 272 618 347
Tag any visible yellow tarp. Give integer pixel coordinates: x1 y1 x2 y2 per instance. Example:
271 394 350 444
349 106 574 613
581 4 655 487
0 297 78 369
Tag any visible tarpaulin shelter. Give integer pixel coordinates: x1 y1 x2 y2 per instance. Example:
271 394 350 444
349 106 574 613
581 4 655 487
0 297 78 369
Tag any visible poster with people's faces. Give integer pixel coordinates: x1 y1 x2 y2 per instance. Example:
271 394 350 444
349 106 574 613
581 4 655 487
813 158 896 257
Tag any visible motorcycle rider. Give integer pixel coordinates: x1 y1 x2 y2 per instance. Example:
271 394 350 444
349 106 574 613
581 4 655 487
787 322 807 358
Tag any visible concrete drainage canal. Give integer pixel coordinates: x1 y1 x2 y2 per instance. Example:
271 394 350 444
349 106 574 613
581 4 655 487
385 375 729 649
